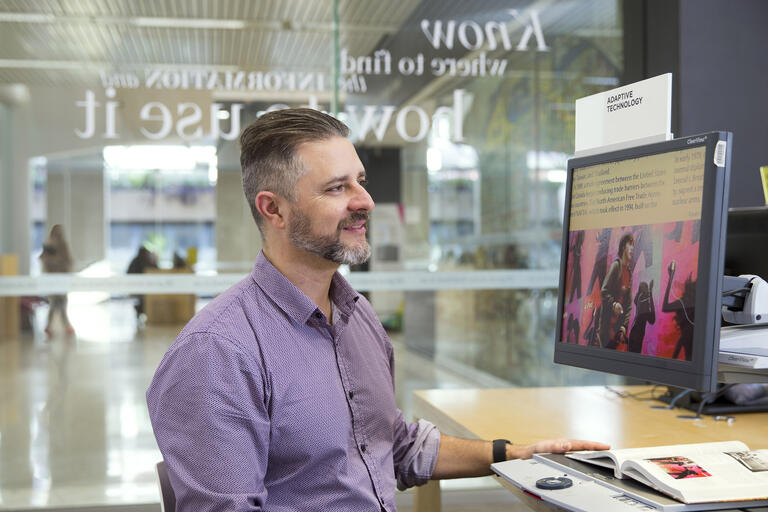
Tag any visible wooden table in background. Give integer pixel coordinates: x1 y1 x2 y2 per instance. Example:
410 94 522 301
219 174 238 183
0 254 20 338
413 385 768 512
144 268 196 325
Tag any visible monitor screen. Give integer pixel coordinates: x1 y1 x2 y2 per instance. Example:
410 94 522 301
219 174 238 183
554 132 732 391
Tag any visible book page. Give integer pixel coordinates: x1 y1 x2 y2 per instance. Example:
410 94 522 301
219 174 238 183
568 440 747 479
626 450 768 503
565 452 620 473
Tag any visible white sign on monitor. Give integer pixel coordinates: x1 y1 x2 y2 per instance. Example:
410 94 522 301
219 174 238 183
575 73 673 157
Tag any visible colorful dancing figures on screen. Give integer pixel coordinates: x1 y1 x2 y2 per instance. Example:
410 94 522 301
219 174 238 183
628 280 655 353
567 230 585 303
630 225 654 273
662 260 696 360
586 228 611 296
565 313 580 344
562 220 698 360
598 232 634 349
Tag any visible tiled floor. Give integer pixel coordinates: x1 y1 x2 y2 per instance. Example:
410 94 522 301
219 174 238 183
0 299 524 511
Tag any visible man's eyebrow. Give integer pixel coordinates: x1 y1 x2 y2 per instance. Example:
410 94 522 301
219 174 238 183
321 171 367 187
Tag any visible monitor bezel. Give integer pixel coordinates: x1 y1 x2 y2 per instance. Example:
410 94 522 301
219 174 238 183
554 131 732 392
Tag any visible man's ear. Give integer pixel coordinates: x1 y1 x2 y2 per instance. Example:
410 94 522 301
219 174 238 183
254 191 287 230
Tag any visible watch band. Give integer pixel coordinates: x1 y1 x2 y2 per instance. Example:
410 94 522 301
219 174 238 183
492 439 511 463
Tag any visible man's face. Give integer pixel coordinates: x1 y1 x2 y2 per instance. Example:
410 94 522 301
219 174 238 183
286 136 374 265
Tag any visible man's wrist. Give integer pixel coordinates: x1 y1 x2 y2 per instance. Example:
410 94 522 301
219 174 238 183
492 439 512 463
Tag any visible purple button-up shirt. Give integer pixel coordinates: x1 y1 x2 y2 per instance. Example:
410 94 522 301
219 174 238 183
147 252 440 511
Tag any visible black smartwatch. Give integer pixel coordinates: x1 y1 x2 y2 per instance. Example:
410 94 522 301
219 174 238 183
492 439 512 463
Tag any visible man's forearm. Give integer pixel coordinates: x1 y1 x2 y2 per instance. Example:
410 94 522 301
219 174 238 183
430 435 528 479
430 435 495 479
430 435 611 480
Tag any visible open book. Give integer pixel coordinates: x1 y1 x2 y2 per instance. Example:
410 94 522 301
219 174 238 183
567 441 768 504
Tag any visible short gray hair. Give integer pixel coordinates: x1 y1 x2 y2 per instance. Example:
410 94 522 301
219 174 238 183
240 108 349 232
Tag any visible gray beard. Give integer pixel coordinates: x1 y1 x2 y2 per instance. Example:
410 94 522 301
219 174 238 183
288 208 371 265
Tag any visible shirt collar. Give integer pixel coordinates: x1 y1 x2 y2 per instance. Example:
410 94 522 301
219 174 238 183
251 251 360 325
330 270 360 318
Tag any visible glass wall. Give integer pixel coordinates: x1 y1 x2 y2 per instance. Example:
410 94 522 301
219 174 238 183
0 0 624 506
337 0 624 385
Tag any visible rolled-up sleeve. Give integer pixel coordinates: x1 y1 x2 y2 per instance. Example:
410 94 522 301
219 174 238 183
392 411 441 490
146 331 270 512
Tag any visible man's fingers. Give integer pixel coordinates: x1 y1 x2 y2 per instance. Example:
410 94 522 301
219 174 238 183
571 441 611 451
555 440 609 452
528 439 611 458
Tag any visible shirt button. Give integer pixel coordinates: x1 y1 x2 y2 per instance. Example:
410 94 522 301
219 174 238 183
360 443 367 452
348 391 354 399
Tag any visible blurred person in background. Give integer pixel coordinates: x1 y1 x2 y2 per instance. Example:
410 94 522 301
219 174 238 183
127 246 158 320
39 224 74 336
172 251 188 269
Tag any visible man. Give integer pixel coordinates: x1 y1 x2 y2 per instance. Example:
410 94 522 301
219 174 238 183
146 108 608 511
126 246 158 319
598 232 634 349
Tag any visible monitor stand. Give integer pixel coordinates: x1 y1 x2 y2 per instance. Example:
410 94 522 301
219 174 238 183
657 384 768 417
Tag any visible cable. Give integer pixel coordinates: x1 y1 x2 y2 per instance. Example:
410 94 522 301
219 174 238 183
604 385 665 401
667 388 693 409
676 298 694 326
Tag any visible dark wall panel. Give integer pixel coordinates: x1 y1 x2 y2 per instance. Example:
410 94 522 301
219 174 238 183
623 0 768 207
678 0 768 207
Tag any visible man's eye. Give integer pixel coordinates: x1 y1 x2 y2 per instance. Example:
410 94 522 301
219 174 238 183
358 179 368 188
328 185 343 192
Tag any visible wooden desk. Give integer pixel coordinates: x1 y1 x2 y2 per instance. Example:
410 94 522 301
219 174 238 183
413 385 768 511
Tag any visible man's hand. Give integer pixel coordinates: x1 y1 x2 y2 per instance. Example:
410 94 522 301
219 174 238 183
511 439 610 460
432 436 610 480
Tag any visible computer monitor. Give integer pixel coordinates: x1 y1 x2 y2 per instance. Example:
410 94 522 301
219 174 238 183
554 132 733 392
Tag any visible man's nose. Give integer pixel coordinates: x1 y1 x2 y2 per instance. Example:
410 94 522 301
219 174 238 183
350 183 375 212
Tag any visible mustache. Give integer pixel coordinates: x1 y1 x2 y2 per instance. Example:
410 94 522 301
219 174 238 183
338 212 369 229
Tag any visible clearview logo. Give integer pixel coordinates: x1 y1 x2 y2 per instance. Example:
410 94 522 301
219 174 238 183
686 136 707 144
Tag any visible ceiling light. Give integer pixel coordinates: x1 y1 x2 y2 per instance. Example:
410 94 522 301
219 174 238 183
0 13 56 23
131 17 246 30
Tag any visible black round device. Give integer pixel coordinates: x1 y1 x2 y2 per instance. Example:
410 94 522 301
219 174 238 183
535 476 573 490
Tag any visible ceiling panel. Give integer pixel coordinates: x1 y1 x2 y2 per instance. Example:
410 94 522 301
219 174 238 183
0 0 422 86
0 0 621 88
